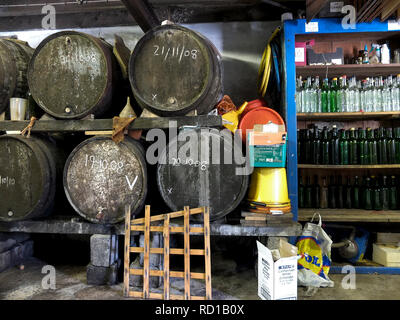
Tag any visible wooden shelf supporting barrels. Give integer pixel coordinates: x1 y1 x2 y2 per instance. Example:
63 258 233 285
124 205 212 300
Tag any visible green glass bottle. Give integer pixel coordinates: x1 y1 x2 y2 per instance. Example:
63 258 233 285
389 176 398 210
352 176 360 209
358 128 368 165
349 128 358 164
328 175 337 209
321 126 330 165
321 78 329 113
394 128 400 164
345 176 352 209
329 78 338 112
305 129 312 164
378 127 388 164
298 175 305 208
330 125 340 165
337 175 344 209
320 176 329 209
339 129 349 165
313 175 320 208
311 126 321 165
381 175 389 210
298 129 305 164
364 177 373 210
305 176 313 208
387 128 396 164
372 176 382 211
367 128 378 165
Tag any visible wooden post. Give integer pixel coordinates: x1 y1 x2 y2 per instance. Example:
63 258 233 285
123 205 131 297
203 207 212 300
163 214 170 300
143 205 151 299
184 206 191 300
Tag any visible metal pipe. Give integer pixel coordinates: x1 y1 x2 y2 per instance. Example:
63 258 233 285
120 0 160 33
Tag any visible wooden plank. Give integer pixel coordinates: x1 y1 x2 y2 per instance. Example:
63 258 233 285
0 116 222 133
381 0 400 20
131 207 204 225
130 268 205 279
129 291 206 300
296 64 400 80
203 207 212 300
297 111 400 121
163 214 170 300
84 130 113 135
131 247 204 255
143 205 151 299
298 209 400 222
131 225 204 234
184 206 191 300
377 233 400 245
123 205 131 297
298 164 400 169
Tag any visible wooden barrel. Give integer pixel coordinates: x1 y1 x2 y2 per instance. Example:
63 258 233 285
0 135 61 222
64 136 147 224
0 39 34 115
28 31 119 119
157 128 249 221
129 24 223 116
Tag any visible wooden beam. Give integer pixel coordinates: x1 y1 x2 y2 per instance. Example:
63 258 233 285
381 0 400 21
0 116 223 133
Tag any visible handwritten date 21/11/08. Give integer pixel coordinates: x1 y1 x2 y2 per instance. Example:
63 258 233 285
153 45 198 61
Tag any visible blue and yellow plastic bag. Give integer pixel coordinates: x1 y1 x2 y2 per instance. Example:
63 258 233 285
296 214 334 288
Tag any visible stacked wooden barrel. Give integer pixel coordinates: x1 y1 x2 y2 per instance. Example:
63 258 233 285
0 39 33 114
63 136 148 224
0 135 64 222
129 24 223 116
157 128 249 222
28 31 120 119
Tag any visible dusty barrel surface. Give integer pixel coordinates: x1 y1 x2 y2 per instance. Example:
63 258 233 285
0 135 62 222
28 31 119 119
129 24 223 116
157 128 249 221
64 136 147 224
0 39 34 114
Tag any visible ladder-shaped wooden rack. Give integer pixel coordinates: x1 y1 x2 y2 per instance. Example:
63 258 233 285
124 205 212 300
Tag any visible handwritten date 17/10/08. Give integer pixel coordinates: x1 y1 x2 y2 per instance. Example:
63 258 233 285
153 45 198 61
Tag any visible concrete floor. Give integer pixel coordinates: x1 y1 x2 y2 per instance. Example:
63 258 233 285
1 252 400 300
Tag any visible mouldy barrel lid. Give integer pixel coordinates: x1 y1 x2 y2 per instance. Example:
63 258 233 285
238 103 285 143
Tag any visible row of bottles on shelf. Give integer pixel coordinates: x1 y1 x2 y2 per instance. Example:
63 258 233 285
299 175 399 211
298 125 400 165
296 75 400 113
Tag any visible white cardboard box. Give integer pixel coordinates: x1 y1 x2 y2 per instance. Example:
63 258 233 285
257 240 298 300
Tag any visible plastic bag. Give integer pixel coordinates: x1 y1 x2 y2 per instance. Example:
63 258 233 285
296 213 334 288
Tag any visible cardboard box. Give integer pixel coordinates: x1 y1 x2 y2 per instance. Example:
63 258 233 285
307 47 344 65
373 243 400 267
248 124 287 167
257 240 298 300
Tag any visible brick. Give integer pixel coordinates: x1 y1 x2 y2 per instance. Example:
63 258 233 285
87 260 120 286
90 234 118 267
0 240 34 272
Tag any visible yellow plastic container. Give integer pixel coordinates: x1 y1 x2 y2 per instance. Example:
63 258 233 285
247 167 290 205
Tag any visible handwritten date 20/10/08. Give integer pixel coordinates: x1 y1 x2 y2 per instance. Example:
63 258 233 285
153 45 198 62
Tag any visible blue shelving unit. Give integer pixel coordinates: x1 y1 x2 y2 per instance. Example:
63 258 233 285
282 18 400 274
